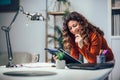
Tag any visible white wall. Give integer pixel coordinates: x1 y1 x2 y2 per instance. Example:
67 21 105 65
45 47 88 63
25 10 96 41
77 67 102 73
111 39 120 80
70 0 109 40
0 0 46 62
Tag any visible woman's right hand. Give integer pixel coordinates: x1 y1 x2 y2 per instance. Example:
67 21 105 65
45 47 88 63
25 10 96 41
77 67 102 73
75 34 83 48
75 34 82 43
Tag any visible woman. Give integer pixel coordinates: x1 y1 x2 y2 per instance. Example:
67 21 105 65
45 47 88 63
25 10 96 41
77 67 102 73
61 11 114 63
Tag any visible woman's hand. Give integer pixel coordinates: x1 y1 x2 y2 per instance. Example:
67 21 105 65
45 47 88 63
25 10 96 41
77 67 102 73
75 34 82 43
53 55 58 61
75 34 83 48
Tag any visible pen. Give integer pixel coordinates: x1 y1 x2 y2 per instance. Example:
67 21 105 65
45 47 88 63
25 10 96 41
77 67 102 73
99 49 104 55
103 50 108 55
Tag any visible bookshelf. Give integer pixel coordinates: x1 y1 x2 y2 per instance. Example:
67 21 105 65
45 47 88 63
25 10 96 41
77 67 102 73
45 0 71 62
109 1 120 80
45 11 65 62
47 11 64 47
111 0 120 37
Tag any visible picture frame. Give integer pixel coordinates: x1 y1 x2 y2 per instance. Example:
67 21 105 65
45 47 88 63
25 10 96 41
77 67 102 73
0 0 19 12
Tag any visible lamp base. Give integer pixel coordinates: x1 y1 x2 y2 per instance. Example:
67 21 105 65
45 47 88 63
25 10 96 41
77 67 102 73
6 61 16 68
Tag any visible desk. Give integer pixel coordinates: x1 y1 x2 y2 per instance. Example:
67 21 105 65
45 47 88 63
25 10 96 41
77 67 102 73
0 63 113 80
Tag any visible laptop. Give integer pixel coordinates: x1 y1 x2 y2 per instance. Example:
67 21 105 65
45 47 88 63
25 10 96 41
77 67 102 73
66 62 114 70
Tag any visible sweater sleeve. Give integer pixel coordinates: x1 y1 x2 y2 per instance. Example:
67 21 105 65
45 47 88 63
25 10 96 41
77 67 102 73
78 33 102 63
70 47 79 60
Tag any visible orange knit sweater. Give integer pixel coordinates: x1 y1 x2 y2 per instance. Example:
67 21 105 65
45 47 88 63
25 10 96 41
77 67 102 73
70 32 114 63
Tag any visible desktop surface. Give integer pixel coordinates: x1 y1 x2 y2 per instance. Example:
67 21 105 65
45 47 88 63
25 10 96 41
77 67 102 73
0 63 113 80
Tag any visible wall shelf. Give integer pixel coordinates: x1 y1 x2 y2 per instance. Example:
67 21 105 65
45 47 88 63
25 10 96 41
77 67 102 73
48 12 65 15
111 0 120 36
112 7 120 10
45 11 64 62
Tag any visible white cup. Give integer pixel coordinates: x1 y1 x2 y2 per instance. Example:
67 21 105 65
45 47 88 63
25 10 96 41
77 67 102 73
56 60 66 69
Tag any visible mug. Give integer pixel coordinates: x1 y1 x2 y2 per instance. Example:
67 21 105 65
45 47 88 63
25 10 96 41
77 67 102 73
56 60 66 69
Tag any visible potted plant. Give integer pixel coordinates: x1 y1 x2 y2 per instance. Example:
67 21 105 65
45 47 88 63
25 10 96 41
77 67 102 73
48 25 63 49
54 0 71 12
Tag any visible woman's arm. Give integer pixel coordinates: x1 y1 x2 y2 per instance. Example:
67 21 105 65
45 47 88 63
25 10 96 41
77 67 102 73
78 33 102 63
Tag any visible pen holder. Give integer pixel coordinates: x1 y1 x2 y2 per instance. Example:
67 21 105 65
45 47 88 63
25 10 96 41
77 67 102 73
97 55 106 63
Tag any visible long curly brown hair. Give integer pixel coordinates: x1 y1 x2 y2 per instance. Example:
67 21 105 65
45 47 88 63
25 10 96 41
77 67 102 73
62 11 104 52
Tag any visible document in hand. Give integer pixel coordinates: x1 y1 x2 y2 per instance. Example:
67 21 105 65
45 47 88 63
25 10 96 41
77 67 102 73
44 48 82 64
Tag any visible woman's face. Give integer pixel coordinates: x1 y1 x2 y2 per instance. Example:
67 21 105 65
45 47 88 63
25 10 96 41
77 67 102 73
68 20 82 35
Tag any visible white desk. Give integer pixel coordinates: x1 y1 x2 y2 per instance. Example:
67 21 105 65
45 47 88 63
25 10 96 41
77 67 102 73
0 63 113 80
